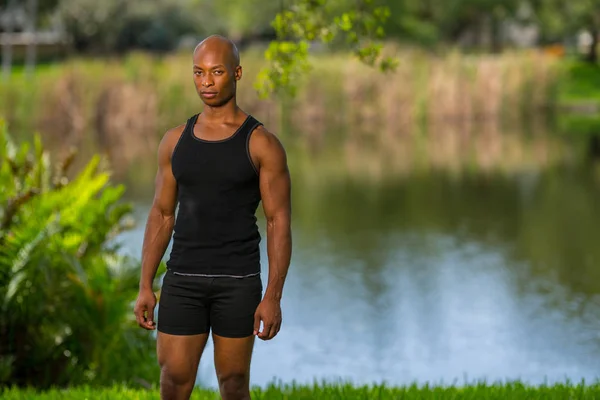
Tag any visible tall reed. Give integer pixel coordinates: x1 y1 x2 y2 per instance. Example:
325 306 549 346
0 47 562 179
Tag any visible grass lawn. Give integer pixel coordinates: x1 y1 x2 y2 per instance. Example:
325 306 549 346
557 61 600 105
2 381 600 399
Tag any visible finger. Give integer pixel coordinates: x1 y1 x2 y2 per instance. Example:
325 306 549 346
273 322 281 338
259 324 273 340
144 309 156 330
145 304 156 328
253 312 261 336
135 304 155 330
268 323 280 340
134 306 146 328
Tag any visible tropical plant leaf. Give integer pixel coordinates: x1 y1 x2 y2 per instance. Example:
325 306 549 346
0 122 157 388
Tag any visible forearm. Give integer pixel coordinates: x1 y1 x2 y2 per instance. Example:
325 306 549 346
264 214 292 301
139 207 175 291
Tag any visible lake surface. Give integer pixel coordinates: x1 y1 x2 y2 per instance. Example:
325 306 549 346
116 131 600 389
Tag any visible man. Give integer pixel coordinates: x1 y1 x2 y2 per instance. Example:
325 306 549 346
133 35 292 400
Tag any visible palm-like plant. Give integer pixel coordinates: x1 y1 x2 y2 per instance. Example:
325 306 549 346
0 121 161 388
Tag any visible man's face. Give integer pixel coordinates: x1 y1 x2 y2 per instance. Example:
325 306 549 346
192 45 241 107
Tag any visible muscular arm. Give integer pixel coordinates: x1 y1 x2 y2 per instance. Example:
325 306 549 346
139 127 182 291
251 126 292 340
134 126 183 330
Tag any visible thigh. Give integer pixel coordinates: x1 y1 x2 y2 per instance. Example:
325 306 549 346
157 331 209 380
213 333 256 382
157 270 210 335
210 275 263 338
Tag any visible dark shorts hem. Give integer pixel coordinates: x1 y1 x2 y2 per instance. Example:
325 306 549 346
157 325 209 336
211 329 255 339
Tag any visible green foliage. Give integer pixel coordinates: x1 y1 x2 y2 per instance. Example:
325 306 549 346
203 0 281 41
3 381 600 399
115 1 202 52
20 0 600 97
557 61 600 102
255 0 398 98
553 61 600 137
255 41 312 99
382 0 441 46
0 121 160 388
55 0 201 53
532 0 600 39
532 0 600 61
55 0 129 53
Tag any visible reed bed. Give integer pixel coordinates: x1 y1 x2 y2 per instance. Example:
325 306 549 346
0 47 563 179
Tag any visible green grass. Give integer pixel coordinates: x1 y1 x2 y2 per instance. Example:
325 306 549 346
557 60 600 104
553 60 600 138
557 113 600 136
3 381 600 399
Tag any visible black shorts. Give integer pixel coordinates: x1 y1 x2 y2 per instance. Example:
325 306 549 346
157 270 263 337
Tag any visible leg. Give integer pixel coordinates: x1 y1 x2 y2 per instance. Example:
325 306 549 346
156 271 213 400
213 334 255 400
157 332 209 400
210 275 263 400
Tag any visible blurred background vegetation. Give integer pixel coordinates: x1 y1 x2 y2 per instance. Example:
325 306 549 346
2 0 600 393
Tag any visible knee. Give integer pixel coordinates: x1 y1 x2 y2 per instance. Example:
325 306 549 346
218 372 248 398
159 359 195 388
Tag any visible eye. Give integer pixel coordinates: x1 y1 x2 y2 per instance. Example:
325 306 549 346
214 70 223 75
194 71 202 76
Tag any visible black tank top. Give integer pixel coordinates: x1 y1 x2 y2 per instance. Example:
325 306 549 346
167 113 263 276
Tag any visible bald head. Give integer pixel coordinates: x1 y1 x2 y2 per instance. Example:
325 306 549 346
193 35 240 70
191 35 242 105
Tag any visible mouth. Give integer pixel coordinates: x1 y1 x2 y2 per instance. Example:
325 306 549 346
201 91 218 99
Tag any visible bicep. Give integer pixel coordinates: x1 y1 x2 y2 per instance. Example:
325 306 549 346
152 134 179 217
259 137 291 219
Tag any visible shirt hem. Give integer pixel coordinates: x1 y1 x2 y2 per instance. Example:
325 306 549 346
169 270 260 278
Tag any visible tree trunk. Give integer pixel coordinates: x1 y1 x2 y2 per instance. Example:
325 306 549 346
2 0 17 81
490 14 503 53
586 26 598 64
588 134 600 160
25 0 38 77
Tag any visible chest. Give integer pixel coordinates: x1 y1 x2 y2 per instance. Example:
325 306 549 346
192 120 244 142
172 142 257 188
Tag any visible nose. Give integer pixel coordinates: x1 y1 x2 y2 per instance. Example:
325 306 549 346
202 77 214 87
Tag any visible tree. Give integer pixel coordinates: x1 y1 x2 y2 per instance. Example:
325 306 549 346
6 0 397 96
192 0 280 43
254 0 398 98
55 0 128 53
532 0 600 63
0 0 58 19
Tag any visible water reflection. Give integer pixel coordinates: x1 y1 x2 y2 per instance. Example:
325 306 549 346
118 140 600 388
112 119 600 387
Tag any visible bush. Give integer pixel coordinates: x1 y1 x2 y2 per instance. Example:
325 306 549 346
557 61 600 103
0 121 161 388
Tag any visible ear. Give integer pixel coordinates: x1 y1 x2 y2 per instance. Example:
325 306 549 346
235 65 243 81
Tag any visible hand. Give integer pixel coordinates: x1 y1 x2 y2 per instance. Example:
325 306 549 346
134 288 157 330
253 298 282 340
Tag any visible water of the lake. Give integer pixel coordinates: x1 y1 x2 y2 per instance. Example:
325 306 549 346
116 125 600 389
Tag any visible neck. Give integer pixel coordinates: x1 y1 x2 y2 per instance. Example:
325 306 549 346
201 96 239 122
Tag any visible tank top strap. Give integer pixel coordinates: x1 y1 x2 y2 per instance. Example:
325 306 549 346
185 113 200 139
239 115 262 175
171 113 199 162
238 115 262 140
180 113 260 145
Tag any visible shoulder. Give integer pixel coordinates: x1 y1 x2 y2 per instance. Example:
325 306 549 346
161 123 187 148
250 125 286 156
157 123 187 162
249 124 288 170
